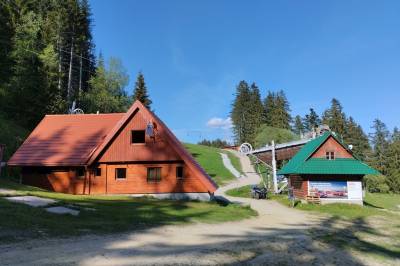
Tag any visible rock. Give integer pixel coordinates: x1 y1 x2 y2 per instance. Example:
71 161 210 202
45 206 80 216
6 196 56 207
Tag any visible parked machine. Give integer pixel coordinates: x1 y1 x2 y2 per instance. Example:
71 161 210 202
250 185 267 199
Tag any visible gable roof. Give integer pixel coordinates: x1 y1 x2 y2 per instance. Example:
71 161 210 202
8 113 124 166
87 100 218 192
278 131 378 175
8 101 218 192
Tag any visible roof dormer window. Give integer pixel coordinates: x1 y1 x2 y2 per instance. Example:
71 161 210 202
326 151 335 160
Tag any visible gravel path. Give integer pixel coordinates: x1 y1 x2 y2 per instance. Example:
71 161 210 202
0 152 367 265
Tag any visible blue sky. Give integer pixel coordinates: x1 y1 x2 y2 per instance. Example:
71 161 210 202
90 0 400 144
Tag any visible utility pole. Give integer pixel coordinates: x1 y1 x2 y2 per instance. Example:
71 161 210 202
271 140 278 193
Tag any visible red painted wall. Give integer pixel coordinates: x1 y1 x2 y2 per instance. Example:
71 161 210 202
311 136 353 159
98 110 181 162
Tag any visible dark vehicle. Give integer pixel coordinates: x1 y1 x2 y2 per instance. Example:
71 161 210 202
251 185 267 199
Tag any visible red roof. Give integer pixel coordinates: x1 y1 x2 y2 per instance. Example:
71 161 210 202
8 113 124 166
8 101 218 192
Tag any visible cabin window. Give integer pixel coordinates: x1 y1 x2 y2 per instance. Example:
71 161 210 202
95 168 102 177
131 130 146 144
147 167 161 183
76 168 85 178
176 166 184 180
115 168 126 179
326 151 335 160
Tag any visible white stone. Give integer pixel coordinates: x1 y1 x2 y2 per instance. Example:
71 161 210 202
6 196 56 207
46 206 80 216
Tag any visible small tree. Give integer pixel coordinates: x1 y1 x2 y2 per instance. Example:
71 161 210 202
132 72 152 109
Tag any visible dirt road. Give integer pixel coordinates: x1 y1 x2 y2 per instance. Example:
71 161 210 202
0 153 372 265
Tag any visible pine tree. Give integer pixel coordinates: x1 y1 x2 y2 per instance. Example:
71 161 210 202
303 108 321 131
274 90 292 129
343 117 371 160
322 98 346 136
369 119 390 175
263 90 291 129
248 83 264 141
231 81 252 144
132 72 152 109
263 91 276 125
293 115 304 136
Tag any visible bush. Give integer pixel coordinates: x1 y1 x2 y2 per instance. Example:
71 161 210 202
364 174 390 193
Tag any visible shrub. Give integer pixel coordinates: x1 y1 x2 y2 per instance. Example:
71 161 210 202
364 174 390 193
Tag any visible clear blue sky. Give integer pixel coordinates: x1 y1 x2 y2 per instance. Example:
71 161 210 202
90 0 400 145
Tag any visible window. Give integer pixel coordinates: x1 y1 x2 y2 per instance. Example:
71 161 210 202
95 168 102 176
77 168 85 178
147 167 161 183
115 168 126 179
326 151 335 160
131 130 145 144
176 166 184 180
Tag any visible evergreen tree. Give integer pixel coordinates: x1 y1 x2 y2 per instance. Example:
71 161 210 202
343 117 371 160
293 115 305 136
231 81 252 144
303 108 321 131
369 119 390 175
263 90 291 129
132 72 152 109
248 83 264 141
322 98 346 136
263 91 276 125
386 133 400 193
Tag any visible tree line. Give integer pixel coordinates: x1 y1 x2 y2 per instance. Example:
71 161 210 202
231 80 400 193
0 0 152 131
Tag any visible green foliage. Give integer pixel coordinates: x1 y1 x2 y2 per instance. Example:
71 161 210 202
369 119 390 175
343 116 371 160
132 72 152 109
364 175 390 193
231 81 253 144
303 108 321 131
293 115 304 135
322 98 347 136
386 138 400 193
83 56 130 113
254 125 298 148
263 90 292 130
0 115 29 161
184 143 236 186
0 0 96 128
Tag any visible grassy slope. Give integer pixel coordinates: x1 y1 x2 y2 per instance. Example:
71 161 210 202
184 143 236 186
0 180 256 243
254 125 298 148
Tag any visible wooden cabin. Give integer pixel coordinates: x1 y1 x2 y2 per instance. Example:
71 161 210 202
278 131 378 205
8 101 217 199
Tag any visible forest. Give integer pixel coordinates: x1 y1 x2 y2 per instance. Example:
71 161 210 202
231 80 400 193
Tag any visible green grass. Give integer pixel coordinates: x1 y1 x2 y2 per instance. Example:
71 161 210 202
226 185 253 198
364 192 400 211
0 179 256 243
184 143 236 186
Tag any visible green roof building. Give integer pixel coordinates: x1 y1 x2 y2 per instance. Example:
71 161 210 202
278 131 378 205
